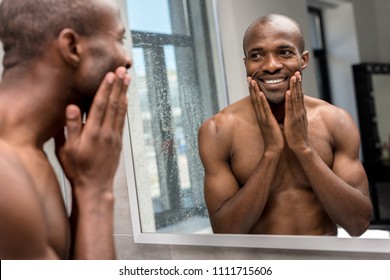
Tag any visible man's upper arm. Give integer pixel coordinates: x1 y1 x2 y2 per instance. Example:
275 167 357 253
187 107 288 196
330 109 369 195
0 167 57 260
198 118 241 218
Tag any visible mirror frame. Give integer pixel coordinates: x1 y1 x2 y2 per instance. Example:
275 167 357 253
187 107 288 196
123 118 390 254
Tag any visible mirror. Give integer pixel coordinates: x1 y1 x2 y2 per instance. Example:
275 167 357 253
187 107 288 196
353 63 390 228
121 0 390 253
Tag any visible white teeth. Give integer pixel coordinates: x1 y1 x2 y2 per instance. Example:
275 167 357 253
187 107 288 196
264 79 284 84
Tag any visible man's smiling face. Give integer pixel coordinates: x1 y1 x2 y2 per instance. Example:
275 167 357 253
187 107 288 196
244 17 308 104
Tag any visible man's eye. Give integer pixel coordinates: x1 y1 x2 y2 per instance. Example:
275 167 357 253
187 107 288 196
280 50 293 57
250 53 262 60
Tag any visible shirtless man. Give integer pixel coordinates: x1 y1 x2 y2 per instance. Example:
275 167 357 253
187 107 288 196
0 0 132 259
198 14 372 236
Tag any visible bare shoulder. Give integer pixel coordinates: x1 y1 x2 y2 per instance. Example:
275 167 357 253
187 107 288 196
198 97 252 162
305 96 356 126
0 144 49 259
305 96 360 145
199 96 252 139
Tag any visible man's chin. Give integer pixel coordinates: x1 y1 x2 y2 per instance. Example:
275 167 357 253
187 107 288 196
265 93 285 105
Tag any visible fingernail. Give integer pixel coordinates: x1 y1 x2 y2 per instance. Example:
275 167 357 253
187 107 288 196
66 106 78 119
107 73 115 84
118 68 125 79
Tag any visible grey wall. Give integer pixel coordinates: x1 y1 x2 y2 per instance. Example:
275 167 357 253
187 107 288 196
323 1 360 126
352 0 390 63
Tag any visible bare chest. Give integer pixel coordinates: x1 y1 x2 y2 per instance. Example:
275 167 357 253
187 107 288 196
230 121 333 188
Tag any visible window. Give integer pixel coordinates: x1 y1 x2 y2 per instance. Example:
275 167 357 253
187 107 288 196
125 0 222 233
308 7 332 103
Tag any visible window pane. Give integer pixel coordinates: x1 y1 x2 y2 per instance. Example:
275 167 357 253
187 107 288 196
132 48 161 200
127 0 190 35
308 11 323 50
163 45 191 192
127 0 172 34
126 0 219 233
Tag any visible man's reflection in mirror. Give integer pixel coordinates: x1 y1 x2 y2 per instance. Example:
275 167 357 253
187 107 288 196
198 14 372 236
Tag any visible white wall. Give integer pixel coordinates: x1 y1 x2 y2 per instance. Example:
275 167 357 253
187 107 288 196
323 2 360 124
375 0 390 62
216 0 319 104
351 0 390 63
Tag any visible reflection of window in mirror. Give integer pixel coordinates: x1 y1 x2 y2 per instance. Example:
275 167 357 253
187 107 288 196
308 7 332 103
126 0 225 233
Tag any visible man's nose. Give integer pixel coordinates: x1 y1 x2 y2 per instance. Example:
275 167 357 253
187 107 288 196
124 57 132 70
262 54 282 73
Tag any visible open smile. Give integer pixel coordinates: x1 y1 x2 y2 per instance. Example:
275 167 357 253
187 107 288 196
263 78 285 84
258 76 288 87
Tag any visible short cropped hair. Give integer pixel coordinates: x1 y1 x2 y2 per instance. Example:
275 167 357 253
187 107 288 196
243 13 306 56
0 0 105 64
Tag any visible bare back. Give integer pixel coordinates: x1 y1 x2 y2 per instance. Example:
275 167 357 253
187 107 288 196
0 140 70 259
199 95 359 235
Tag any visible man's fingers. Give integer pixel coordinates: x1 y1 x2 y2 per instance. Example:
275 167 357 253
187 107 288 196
65 104 83 144
294 72 304 112
248 77 264 121
296 71 303 99
289 75 299 115
248 77 274 122
87 71 115 127
252 79 271 120
285 90 293 117
102 67 128 130
113 72 130 134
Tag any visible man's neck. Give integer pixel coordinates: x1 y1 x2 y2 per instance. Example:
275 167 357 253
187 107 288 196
0 67 70 148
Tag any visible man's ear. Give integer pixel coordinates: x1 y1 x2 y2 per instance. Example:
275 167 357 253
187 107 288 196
57 28 81 68
301 50 309 70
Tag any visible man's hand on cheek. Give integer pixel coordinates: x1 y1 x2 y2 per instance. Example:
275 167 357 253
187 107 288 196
284 71 310 153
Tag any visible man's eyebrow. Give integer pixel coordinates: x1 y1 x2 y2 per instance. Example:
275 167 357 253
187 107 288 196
247 47 263 53
277 44 295 50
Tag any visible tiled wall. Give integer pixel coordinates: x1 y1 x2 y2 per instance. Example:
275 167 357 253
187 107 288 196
113 155 390 260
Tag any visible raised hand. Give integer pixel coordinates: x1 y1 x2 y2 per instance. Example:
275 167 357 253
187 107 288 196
284 71 310 153
55 66 131 192
248 76 284 154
